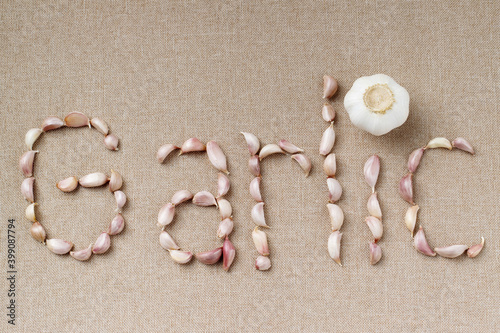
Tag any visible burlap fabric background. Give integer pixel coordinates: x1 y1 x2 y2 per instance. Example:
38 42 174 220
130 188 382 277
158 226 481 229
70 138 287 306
1 1 499 332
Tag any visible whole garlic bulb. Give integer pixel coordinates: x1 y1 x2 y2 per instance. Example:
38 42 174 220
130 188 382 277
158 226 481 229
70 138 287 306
344 74 409 136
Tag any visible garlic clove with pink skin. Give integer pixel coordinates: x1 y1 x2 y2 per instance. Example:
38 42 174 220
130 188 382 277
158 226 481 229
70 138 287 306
404 205 419 237
114 190 127 210
109 169 123 192
249 177 263 202
414 226 436 256
217 217 234 238
252 227 270 256
19 150 38 177
192 191 217 207
108 214 125 235
467 237 484 258
92 232 111 254
327 231 342 266
323 75 338 99
30 222 46 243
327 203 344 231
169 250 193 264
156 144 179 163
370 242 382 265
21 177 35 203
251 202 269 228
248 155 261 177
365 216 383 242
25 128 43 150
25 203 37 222
278 140 304 154
46 239 73 255
196 247 223 265
367 192 382 220
90 117 109 135
240 132 260 155
104 134 119 151
159 231 180 250
291 154 312 177
255 256 271 271
180 137 205 154
158 203 175 226
364 155 380 192
322 104 336 122
222 237 236 271
407 148 425 173
171 190 193 206
319 124 335 156
327 177 342 203
41 116 64 131
217 199 232 220
70 244 93 261
206 141 229 174
323 153 336 177
64 112 90 128
434 245 468 258
56 176 79 192
217 173 230 198
399 173 414 204
452 138 475 155
259 144 285 160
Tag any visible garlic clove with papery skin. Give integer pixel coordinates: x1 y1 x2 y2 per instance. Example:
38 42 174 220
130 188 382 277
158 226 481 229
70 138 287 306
196 247 223 265
344 74 409 136
414 226 436 257
70 244 93 261
467 237 484 258
255 256 271 271
323 75 338 99
25 128 43 150
434 245 468 258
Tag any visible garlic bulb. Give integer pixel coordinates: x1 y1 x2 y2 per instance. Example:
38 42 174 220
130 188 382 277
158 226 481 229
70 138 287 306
344 74 409 136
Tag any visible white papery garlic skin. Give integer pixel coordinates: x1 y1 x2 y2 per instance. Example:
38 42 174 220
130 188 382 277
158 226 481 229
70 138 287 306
344 74 409 136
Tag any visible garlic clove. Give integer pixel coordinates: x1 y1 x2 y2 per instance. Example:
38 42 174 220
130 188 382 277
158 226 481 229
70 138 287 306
259 144 285 160
323 153 337 177
249 177 263 202
19 150 38 177
370 242 382 265
404 205 420 237
30 222 46 243
21 177 35 203
158 203 175 226
408 148 425 173
322 104 336 122
92 232 111 254
327 177 342 203
323 75 338 99
108 214 125 235
56 176 78 192
452 137 475 155
156 144 179 163
171 190 193 206
196 247 223 265
222 237 236 271
252 227 270 256
46 239 73 255
426 137 452 150
364 155 380 192
64 112 90 128
192 191 217 207
251 202 269 228
248 155 261 177
278 139 304 154
104 134 119 151
291 154 312 177
25 203 37 222
467 237 484 258
365 216 383 242
414 226 436 256
217 217 234 238
255 255 271 271
180 137 205 154
217 199 232 220
169 250 193 264
159 231 180 250
319 124 335 156
217 173 230 198
79 172 109 187
114 190 127 210
327 203 344 231
25 128 43 150
70 244 93 261
109 169 123 192
367 192 382 220
41 116 64 131
327 231 342 266
399 173 414 204
344 74 409 136
90 117 109 135
240 132 260 155
434 245 468 258
207 141 229 174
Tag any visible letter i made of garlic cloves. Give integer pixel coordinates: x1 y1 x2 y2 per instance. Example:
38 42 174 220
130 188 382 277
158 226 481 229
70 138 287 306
364 155 383 265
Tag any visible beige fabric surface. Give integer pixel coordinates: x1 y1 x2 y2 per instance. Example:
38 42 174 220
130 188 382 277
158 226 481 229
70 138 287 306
1 1 499 332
